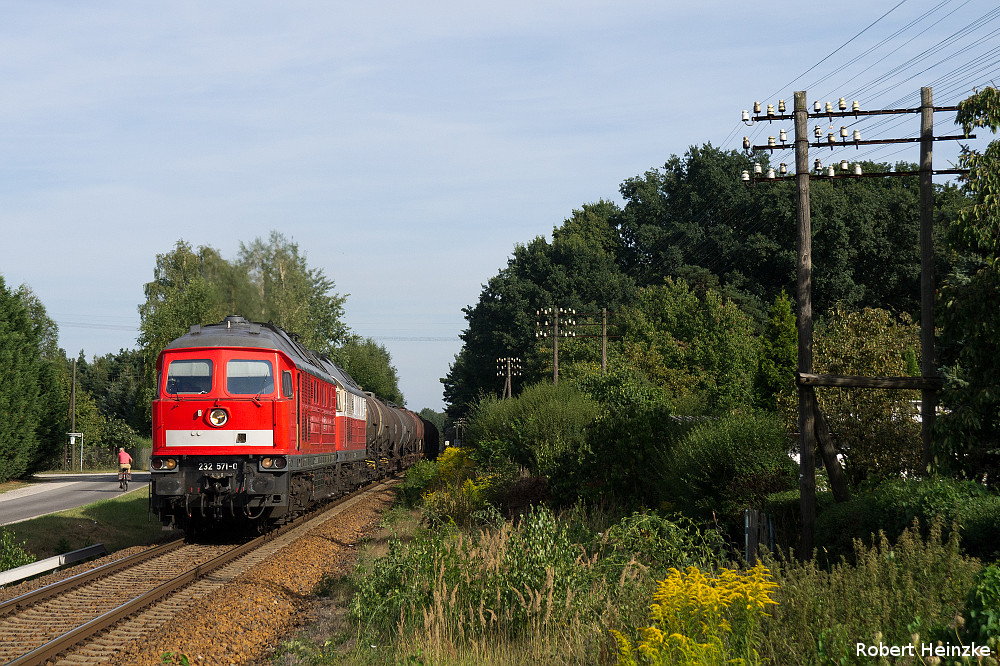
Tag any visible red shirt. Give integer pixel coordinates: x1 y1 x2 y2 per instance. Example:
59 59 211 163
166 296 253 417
118 450 132 465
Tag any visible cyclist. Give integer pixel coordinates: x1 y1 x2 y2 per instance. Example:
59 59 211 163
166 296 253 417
118 447 132 489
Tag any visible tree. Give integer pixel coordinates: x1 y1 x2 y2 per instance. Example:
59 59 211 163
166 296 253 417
615 145 964 323
614 278 761 413
15 285 71 468
138 240 228 368
137 233 351 429
811 308 922 485
332 336 404 405
0 276 42 481
237 231 348 355
78 348 149 434
755 291 797 412
443 202 635 416
937 86 1000 483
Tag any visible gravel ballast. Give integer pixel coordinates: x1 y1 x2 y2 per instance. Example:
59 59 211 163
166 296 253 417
108 485 395 666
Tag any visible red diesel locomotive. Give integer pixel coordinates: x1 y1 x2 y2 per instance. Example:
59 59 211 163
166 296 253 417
149 315 435 531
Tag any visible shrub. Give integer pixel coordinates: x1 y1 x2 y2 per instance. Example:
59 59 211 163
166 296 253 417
595 512 728 579
436 446 475 486
962 564 1000 644
814 476 1000 562
761 488 836 553
573 367 690 508
396 459 440 508
0 527 35 571
464 382 599 478
661 412 796 529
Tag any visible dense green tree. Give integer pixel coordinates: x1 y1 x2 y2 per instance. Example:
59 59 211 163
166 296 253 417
137 233 352 429
443 202 635 416
811 308 922 485
614 278 761 413
332 336 404 405
418 407 447 434
139 233 349 365
754 291 797 411
138 240 228 369
15 286 71 468
0 277 42 481
937 87 1000 484
615 145 964 322
77 348 149 434
237 231 348 355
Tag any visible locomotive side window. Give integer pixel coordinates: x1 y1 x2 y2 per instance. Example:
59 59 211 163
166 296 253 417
226 359 274 395
282 371 293 398
165 360 213 395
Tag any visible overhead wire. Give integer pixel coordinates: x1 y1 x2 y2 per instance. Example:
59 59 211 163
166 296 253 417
731 1 998 167
698 1 998 285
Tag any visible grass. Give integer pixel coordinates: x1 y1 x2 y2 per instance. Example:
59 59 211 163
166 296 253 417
3 488 174 560
0 480 31 494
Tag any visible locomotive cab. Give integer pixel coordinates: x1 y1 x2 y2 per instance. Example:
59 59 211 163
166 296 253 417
149 315 423 534
151 332 297 530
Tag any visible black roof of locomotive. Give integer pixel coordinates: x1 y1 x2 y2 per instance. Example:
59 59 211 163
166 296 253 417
162 315 365 397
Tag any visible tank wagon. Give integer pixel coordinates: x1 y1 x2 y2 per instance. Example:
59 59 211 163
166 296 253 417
149 315 434 532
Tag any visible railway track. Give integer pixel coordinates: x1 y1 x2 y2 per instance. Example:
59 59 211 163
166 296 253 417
0 480 393 666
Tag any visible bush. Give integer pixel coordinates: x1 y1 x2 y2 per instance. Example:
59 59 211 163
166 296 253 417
661 412 796 530
464 382 598 478
962 564 1000 644
0 527 35 571
762 488 836 554
573 367 691 508
814 476 1000 562
595 512 728 579
396 459 440 508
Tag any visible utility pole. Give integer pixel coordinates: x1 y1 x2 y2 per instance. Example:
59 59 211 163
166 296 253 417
68 358 77 471
741 87 965 555
919 87 936 471
794 90 817 555
535 307 576 385
496 356 522 399
602 307 608 374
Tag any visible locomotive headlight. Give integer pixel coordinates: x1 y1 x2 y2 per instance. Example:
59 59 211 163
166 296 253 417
260 457 287 470
151 458 178 471
208 408 228 427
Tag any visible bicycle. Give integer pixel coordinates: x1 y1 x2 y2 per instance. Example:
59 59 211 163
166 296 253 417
119 468 131 492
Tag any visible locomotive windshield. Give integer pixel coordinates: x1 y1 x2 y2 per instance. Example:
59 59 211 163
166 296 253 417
164 359 213 394
226 359 274 395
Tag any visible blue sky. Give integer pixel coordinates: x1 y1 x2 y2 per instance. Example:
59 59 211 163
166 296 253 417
1 1 997 411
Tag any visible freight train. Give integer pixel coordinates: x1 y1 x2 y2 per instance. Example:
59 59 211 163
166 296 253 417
148 315 437 532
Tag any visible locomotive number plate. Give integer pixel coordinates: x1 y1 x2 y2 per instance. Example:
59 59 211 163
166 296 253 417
197 462 240 472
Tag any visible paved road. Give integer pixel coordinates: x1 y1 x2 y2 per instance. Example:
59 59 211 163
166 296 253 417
0 472 150 527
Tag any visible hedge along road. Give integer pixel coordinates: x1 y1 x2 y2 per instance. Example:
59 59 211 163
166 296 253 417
0 472 150 526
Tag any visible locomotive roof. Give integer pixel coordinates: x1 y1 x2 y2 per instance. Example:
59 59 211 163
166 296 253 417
162 315 366 397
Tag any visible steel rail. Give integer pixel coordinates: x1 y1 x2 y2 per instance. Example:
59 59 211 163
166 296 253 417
5 481 391 666
0 538 185 617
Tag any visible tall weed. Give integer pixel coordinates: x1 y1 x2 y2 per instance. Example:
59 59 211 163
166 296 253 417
757 518 981 665
350 505 728 665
